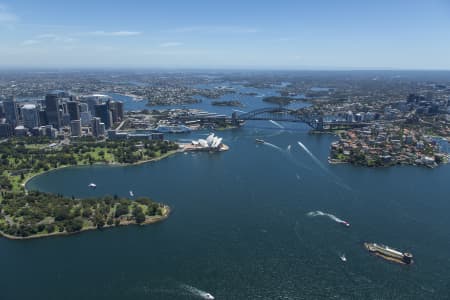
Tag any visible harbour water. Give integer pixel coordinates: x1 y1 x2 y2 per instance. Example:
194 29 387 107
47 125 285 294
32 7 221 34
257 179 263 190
2 87 450 299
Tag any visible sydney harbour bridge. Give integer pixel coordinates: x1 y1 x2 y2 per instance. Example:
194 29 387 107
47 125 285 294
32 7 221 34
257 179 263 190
231 107 368 131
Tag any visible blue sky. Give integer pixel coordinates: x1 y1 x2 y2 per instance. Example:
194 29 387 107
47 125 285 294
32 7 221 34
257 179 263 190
1 0 450 69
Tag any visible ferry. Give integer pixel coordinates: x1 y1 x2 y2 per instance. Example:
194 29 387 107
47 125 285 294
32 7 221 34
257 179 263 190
88 183 97 189
364 242 413 265
255 139 265 144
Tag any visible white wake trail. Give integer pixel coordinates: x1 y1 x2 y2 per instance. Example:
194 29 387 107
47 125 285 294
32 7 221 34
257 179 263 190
297 141 328 172
297 141 352 191
269 119 284 129
233 109 247 113
180 284 214 299
263 141 283 151
307 210 346 224
260 141 312 171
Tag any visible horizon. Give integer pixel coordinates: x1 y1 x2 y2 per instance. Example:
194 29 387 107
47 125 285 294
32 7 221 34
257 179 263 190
1 0 450 69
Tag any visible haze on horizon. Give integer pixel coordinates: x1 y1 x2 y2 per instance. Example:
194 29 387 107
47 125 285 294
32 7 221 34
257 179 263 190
1 0 450 70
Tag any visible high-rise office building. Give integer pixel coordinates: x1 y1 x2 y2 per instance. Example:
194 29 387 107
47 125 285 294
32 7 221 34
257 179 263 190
70 119 82 137
45 93 61 129
21 104 39 129
108 101 118 124
107 100 124 123
116 101 124 121
80 111 91 127
3 98 18 127
67 101 81 121
94 103 112 129
91 117 101 137
38 110 47 126
0 102 5 118
84 94 111 113
79 102 88 113
0 121 13 138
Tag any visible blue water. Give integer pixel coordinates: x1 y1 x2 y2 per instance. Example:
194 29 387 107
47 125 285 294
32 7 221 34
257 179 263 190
109 84 306 115
1 86 450 299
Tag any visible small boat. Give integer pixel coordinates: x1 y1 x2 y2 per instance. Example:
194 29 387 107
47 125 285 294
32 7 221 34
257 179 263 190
341 220 350 227
255 139 265 144
340 254 347 262
203 293 215 300
129 190 134 197
88 183 97 189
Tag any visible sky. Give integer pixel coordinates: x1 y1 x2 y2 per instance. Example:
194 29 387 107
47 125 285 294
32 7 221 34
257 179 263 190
1 0 450 70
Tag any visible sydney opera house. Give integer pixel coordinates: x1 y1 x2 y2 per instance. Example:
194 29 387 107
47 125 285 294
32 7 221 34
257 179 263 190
184 133 229 152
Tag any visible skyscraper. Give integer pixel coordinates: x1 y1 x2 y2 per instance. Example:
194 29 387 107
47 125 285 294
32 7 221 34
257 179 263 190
91 117 101 137
94 103 112 129
45 93 61 129
3 97 18 127
67 101 80 121
21 104 39 129
0 102 5 118
70 119 82 137
116 101 124 121
38 110 48 126
107 100 124 123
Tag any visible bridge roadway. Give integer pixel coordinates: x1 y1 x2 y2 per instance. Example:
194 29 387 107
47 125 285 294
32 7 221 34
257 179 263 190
234 107 369 130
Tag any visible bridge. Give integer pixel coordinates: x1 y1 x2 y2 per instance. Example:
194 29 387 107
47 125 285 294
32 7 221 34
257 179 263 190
232 107 369 131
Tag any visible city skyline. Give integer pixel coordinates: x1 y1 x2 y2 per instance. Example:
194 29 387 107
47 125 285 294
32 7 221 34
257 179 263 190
1 0 450 70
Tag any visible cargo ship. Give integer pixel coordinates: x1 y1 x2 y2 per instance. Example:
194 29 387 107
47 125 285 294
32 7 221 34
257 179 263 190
364 242 413 265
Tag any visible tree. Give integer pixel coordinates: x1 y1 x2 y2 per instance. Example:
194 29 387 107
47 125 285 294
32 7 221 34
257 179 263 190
133 206 146 224
64 217 83 232
54 206 70 221
115 203 129 218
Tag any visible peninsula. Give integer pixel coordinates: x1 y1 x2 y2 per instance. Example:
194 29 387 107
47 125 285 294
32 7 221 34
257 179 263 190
0 138 179 239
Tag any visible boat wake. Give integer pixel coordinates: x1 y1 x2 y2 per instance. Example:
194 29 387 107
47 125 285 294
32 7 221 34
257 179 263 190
307 210 350 227
297 141 352 191
269 119 284 129
232 109 247 113
263 141 283 151
297 141 328 172
260 140 312 171
180 284 215 299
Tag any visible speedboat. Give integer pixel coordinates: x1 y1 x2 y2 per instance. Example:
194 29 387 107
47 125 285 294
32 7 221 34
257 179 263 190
129 190 134 197
341 221 350 227
255 139 265 144
203 293 215 300
340 254 347 262
88 183 97 189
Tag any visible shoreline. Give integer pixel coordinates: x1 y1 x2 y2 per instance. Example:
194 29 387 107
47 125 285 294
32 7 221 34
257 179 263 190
22 149 181 190
2 149 179 241
0 206 171 240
